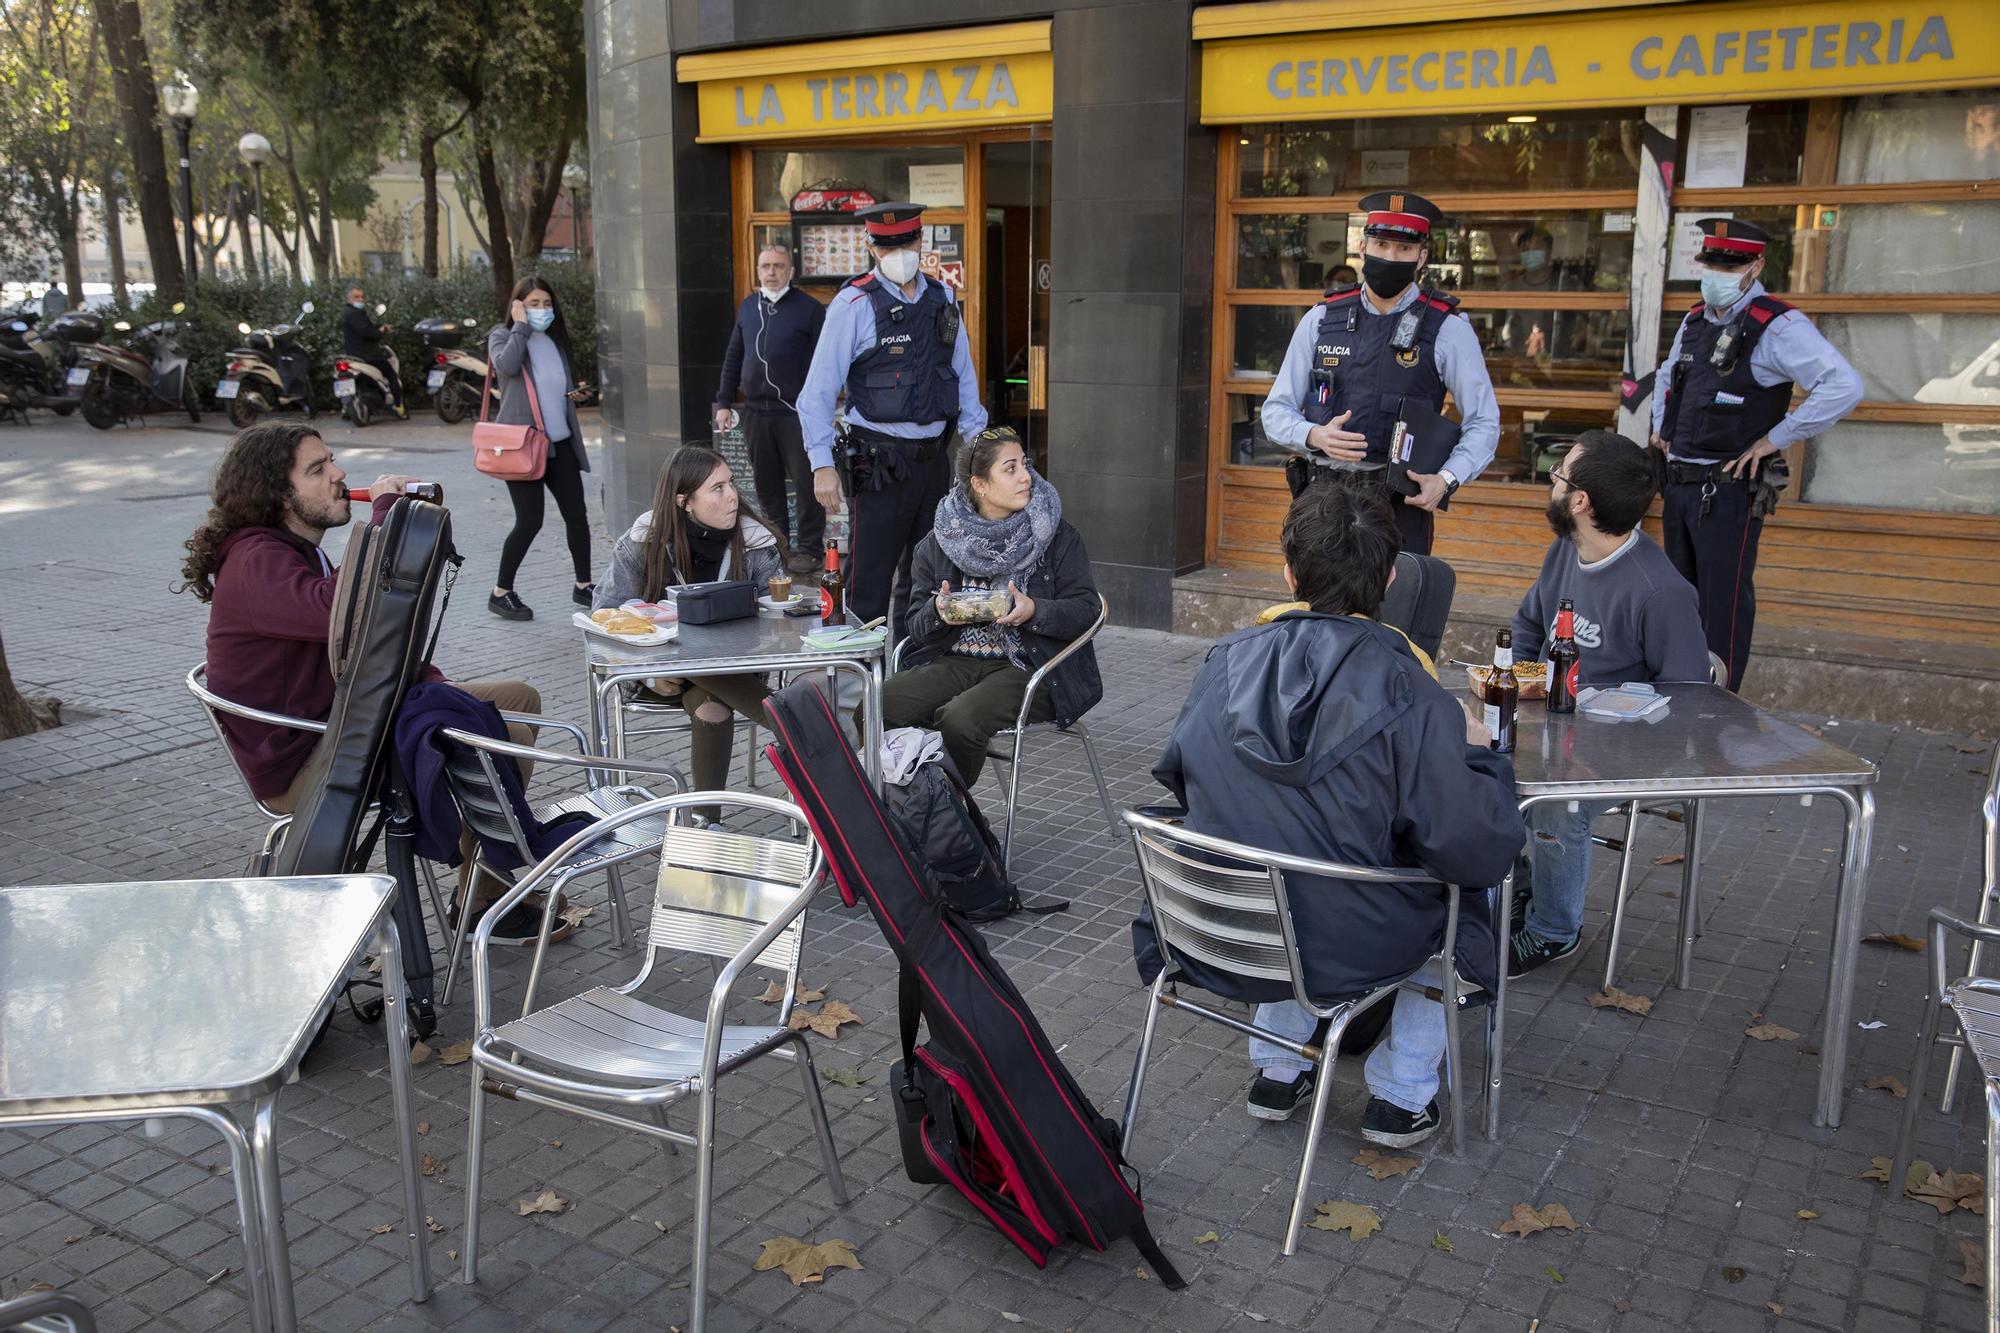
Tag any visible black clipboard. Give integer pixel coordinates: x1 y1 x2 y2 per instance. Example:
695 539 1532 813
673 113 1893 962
1386 397 1461 509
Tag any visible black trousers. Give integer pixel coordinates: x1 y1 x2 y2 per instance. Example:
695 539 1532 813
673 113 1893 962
497 442 593 589
1296 462 1435 555
847 432 951 640
1661 472 1760 690
743 407 824 557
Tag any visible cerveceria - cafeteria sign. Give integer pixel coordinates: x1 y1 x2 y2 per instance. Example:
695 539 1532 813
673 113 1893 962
1199 0 1999 121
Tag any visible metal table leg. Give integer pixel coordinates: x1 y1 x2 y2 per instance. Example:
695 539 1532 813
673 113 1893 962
1815 784 1876 1128
1486 864 1517 1141
248 1095 297 1332
184 1105 273 1332
377 919 432 1303
1675 800 1706 989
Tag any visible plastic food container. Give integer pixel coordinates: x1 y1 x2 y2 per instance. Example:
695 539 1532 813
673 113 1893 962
620 600 678 625
937 587 1013 625
1466 661 1548 701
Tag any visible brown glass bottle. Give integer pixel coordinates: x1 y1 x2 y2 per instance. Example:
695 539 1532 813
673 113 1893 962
818 541 846 624
1547 599 1580 715
1483 629 1519 753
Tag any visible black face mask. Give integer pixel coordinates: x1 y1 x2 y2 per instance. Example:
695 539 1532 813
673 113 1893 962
1362 254 1420 299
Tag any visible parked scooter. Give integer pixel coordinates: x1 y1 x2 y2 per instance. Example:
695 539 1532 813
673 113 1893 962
0 310 96 417
334 302 406 427
73 303 200 429
218 302 317 428
414 315 493 424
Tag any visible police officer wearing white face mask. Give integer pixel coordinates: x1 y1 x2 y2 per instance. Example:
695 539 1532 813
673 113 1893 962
798 201 987 637
1651 217 1862 690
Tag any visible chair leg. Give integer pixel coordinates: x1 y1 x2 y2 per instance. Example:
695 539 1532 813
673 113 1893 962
690 1081 719 1333
1985 1084 1999 1330
416 857 450 949
520 870 575 1019
745 718 759 788
1000 728 1028 880
1602 802 1643 993
1075 724 1120 849
1945 887 1997 1114
1282 1011 1347 1257
1120 973 1169 1154
648 1105 681 1157
440 851 486 1008
1890 988 1947 1199
461 1064 486 1285
1441 981 1464 1158
250 817 290 877
606 863 633 950
789 1034 850 1205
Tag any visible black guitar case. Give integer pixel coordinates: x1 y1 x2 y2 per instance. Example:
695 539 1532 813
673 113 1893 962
270 497 457 1038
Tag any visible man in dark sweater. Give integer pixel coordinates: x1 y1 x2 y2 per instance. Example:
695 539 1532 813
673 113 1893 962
1507 429 1709 976
714 245 826 572
179 422 565 944
341 283 406 417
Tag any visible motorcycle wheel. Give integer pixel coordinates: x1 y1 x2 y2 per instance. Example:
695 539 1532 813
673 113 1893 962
183 377 201 424
348 394 372 428
79 380 121 431
227 387 268 429
434 378 469 425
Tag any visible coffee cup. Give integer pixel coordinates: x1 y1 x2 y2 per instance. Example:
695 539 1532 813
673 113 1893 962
768 574 794 603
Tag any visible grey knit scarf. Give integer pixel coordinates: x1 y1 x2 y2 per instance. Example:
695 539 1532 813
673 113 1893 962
931 468 1061 581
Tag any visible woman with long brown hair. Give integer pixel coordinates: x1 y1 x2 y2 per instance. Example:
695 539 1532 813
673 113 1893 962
487 275 594 621
594 446 789 817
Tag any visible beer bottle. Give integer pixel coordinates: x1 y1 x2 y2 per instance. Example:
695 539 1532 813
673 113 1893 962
1547 598 1580 715
818 541 846 624
1483 629 1519 753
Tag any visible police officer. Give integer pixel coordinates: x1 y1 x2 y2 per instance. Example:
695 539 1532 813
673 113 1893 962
801 201 987 637
1652 218 1862 690
1261 191 1498 555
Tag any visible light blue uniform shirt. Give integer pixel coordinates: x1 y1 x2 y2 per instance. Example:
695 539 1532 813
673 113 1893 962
797 269 988 471
1260 283 1500 485
1653 280 1863 458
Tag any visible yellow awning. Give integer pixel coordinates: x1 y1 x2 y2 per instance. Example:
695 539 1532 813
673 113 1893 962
1191 0 1700 41
677 21 1049 83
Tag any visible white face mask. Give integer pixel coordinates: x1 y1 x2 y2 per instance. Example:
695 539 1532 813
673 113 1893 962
877 248 920 284
759 282 786 301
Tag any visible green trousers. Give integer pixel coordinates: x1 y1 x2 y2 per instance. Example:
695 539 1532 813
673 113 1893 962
666 674 773 818
878 654 1054 785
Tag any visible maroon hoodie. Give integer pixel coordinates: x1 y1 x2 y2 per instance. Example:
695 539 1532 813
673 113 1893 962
205 496 440 798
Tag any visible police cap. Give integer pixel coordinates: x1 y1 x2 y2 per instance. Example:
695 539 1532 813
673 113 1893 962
856 201 925 246
1358 191 1444 243
1694 217 1771 268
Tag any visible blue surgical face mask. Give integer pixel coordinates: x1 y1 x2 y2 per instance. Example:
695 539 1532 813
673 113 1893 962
1519 249 1548 270
1700 270 1747 311
348 299 364 309
525 307 556 332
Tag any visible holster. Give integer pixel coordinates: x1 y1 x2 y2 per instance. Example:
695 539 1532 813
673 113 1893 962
1751 453 1791 518
1284 455 1310 498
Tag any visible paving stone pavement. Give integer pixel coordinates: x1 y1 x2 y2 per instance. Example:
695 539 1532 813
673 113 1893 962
0 413 1993 1331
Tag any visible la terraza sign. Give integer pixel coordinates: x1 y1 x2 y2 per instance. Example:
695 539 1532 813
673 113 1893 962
694 51 1052 142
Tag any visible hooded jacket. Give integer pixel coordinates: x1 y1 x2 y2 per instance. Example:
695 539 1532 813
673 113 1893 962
1133 611 1522 1005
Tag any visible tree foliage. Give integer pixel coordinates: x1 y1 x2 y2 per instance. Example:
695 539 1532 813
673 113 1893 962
0 0 117 294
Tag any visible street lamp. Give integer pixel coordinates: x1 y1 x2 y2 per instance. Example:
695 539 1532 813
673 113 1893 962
160 71 200 296
561 161 590 264
238 131 272 282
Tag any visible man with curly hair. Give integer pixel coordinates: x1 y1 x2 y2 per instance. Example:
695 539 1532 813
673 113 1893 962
180 422 567 946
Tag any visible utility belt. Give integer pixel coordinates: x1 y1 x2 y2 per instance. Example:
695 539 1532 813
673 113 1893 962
837 422 952 494
1664 453 1790 518
1284 453 1387 500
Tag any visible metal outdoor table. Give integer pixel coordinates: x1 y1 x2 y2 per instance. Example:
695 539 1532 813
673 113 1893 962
1492 684 1879 1133
583 611 886 785
0 875 430 1332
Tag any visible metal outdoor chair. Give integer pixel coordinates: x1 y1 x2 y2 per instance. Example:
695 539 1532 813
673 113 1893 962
0 1286 96 1333
1378 551 1457 661
890 594 1119 876
610 680 760 788
1595 649 1731 991
1119 808 1494 1256
1941 744 2000 1114
435 725 689 1010
1889 905 2000 1322
458 792 846 1333
185 662 331 877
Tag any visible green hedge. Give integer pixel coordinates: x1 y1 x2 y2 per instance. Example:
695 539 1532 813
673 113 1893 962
100 263 595 408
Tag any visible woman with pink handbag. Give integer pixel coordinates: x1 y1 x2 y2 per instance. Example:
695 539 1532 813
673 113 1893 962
481 276 594 621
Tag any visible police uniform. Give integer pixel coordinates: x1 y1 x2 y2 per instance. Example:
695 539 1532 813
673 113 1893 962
798 201 987 637
1655 218 1862 690
1260 191 1499 555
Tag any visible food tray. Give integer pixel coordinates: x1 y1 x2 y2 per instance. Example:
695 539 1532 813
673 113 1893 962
572 611 679 647
938 587 1013 625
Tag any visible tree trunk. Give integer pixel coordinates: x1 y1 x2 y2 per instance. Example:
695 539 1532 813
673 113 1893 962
516 141 571 264
473 121 515 314
103 174 129 306
0 630 60 739
419 132 440 278
89 0 183 302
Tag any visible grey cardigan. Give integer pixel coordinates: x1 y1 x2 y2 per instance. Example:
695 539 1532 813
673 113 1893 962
486 322 587 471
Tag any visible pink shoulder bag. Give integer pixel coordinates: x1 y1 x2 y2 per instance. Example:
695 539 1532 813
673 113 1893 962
471 351 549 481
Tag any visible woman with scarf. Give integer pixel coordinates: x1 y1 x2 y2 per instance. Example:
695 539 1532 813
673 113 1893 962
594 446 788 815
882 426 1103 785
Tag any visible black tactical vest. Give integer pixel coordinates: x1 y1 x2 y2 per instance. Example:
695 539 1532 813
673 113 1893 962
1302 285 1457 465
1661 295 1795 463
842 274 960 427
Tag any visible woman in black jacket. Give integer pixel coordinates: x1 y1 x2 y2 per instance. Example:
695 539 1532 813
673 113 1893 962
884 427 1103 784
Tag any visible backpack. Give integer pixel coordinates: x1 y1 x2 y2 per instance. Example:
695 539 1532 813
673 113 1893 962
763 681 1185 1287
881 746 1063 922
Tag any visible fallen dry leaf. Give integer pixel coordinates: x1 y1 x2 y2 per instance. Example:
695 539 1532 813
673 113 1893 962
24 1282 54 1294
367 954 383 976
1796 1209 1819 1220
1951 743 1989 755
1767 1301 1786 1315
1136 1267 1150 1281
408 1041 434 1066
1431 1231 1454 1253
1909 1169 1985 1216
1614 1298 1633 1313
426 1216 445 1235
437 1039 474 1066
1352 1148 1420 1180
1308 1200 1381 1241
1745 1023 1802 1042
1864 1075 1910 1099
1654 852 1685 866
756 979 826 1004
1192 1231 1220 1246
447 1249 458 1262
416 1120 431 1136
1960 1238 1985 1288
515 1189 569 1217
1862 932 1926 953
790 999 864 1039
369 1223 395 1235
1544 1265 1565 1284
1587 987 1654 1016
420 1154 447 1180
654 1220 667 1233
821 1065 869 1088
753 1235 862 1286
1722 1265 1746 1283
557 903 593 929
1496 1202 1581 1239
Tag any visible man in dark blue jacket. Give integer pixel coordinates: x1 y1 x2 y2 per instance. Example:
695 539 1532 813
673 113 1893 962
715 244 826 572
1137 479 1522 1148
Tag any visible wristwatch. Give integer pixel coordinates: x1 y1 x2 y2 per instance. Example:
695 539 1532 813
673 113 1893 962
1438 468 1461 500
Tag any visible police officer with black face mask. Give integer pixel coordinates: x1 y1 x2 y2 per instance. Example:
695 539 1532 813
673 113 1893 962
799 201 987 638
1261 191 1499 555
1651 218 1862 690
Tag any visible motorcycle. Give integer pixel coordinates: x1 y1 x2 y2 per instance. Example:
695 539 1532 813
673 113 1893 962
334 302 406 427
414 315 492 424
73 303 200 430
218 302 317 428
0 309 97 418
